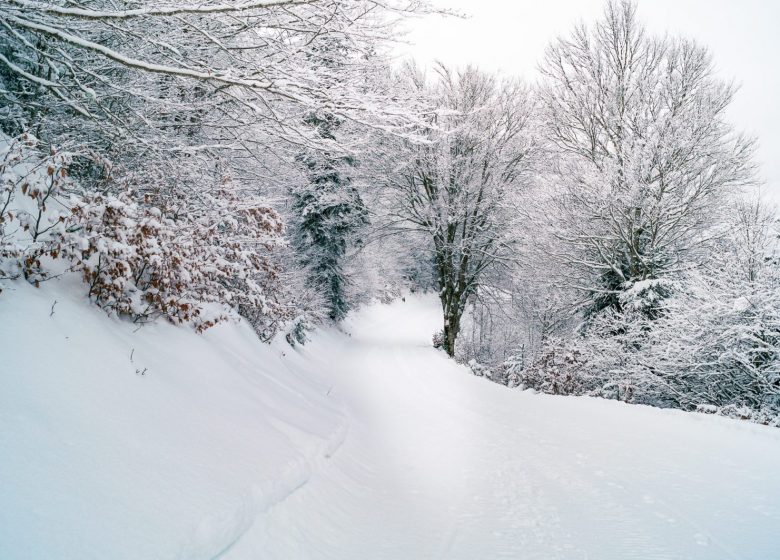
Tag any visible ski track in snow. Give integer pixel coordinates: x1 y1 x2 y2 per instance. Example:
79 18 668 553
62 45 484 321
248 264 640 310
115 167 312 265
2 283 780 559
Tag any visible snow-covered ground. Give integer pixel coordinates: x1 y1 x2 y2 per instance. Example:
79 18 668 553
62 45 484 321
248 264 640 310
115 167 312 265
2 280 780 559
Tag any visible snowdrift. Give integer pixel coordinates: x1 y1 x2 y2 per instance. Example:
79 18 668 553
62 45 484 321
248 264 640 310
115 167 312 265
0 278 345 559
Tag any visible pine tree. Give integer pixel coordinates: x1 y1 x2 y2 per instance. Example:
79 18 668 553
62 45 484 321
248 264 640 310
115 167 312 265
292 112 368 321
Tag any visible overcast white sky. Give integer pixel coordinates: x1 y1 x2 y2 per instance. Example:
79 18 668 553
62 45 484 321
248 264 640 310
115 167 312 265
397 0 780 201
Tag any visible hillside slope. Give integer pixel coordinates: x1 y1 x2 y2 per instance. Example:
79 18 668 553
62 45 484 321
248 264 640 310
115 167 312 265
2 280 780 559
0 279 345 560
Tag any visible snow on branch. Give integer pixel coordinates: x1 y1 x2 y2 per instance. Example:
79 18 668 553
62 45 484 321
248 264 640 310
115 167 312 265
7 0 317 19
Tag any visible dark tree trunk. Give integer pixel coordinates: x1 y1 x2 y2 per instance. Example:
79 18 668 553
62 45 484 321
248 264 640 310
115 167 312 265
442 310 461 357
440 288 464 358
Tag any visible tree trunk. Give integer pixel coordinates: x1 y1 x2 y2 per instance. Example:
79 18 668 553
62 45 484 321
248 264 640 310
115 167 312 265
441 299 462 358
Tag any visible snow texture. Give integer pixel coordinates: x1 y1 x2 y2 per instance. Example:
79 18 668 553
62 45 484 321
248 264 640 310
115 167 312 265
2 280 780 559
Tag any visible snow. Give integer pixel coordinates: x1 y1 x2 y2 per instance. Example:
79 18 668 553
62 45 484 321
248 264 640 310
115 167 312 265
2 279 780 559
0 277 344 560
733 296 751 312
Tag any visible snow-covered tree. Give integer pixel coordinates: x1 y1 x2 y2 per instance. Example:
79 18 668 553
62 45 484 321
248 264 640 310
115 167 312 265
292 111 368 321
0 0 435 210
538 0 756 319
515 200 780 425
0 0 433 335
286 35 371 321
0 0 430 141
385 65 535 356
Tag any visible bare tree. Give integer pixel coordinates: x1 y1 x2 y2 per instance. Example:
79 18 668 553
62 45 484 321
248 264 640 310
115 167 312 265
0 0 433 197
539 0 757 318
731 195 777 283
384 65 534 356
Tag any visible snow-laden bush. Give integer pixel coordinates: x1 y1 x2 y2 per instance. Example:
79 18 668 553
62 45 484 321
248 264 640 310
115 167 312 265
518 337 605 397
62 186 286 334
467 360 493 380
1 134 289 337
514 267 780 425
645 272 780 420
1 133 72 290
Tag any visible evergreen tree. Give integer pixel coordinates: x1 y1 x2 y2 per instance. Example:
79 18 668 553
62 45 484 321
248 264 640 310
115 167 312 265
292 112 368 321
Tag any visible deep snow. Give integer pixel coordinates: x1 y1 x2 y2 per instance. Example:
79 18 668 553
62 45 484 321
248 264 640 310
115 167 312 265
2 280 780 559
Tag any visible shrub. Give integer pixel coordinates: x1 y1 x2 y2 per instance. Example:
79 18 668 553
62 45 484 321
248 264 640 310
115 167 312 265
1 134 290 337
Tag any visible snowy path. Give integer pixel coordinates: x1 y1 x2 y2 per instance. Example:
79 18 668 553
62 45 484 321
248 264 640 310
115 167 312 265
224 295 780 560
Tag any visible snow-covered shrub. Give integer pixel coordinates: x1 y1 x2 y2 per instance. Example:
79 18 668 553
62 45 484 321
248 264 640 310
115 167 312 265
515 299 662 401
60 184 287 335
467 360 493 380
432 330 444 349
194 183 289 339
64 191 196 324
0 133 73 291
0 134 290 337
643 271 780 420
285 315 312 347
715 405 780 427
0 137 24 290
499 355 525 388
518 337 603 397
516 263 780 425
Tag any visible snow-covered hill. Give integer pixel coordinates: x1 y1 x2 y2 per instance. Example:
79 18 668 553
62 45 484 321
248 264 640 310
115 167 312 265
0 278 345 560
2 280 780 559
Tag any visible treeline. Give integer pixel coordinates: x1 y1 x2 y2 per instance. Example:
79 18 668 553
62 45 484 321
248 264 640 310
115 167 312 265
1 1 777 424
449 3 779 425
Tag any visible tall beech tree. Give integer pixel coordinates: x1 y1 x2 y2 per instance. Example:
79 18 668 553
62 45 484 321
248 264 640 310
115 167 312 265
386 65 534 356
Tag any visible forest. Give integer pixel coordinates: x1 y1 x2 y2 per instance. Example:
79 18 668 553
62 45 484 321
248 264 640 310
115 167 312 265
1 0 778 427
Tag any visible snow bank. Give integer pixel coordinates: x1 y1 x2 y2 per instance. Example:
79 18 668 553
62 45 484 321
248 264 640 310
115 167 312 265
0 277 345 560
